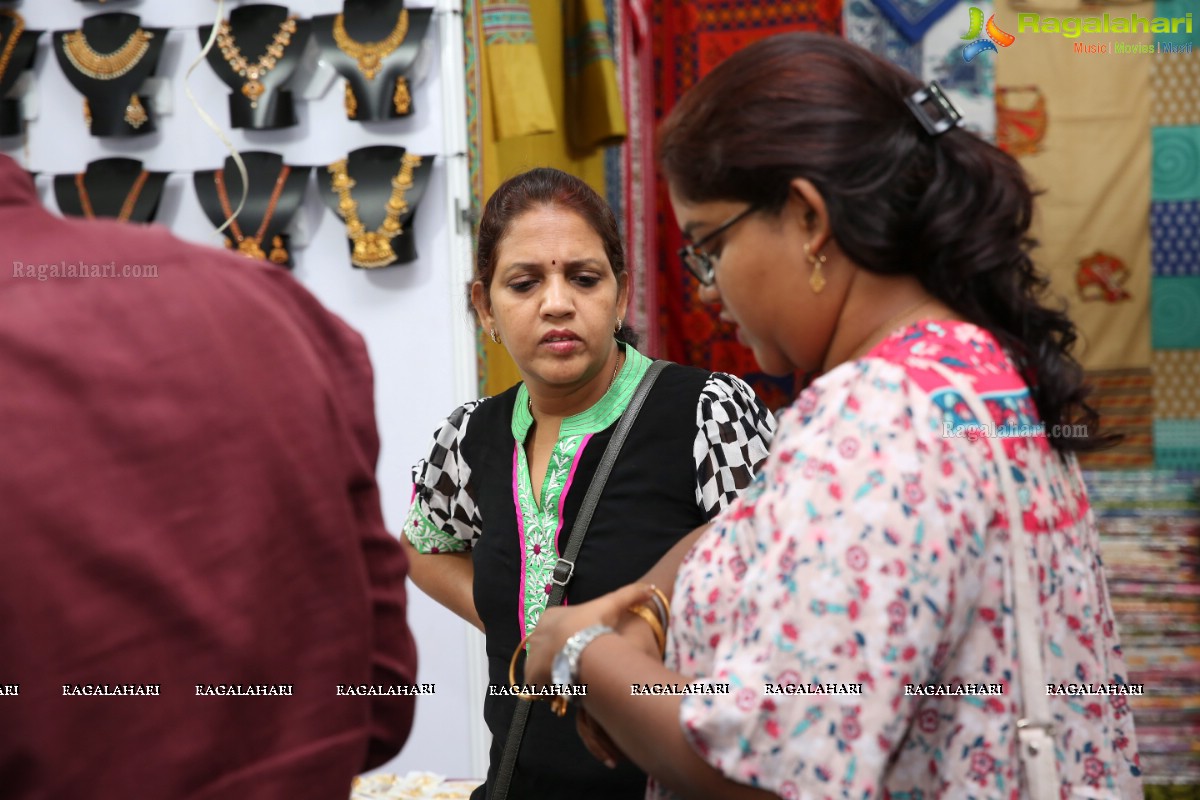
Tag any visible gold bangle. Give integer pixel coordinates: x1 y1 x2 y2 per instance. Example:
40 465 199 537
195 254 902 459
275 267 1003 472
507 634 543 702
627 604 666 657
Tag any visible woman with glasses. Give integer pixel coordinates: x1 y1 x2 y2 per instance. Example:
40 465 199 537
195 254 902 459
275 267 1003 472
400 167 775 800
523 34 1142 800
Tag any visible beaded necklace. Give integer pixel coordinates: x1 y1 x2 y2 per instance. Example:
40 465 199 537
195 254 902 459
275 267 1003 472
216 16 298 107
214 165 292 262
75 169 150 222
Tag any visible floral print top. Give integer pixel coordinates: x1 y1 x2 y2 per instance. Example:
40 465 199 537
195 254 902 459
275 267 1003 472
655 320 1142 800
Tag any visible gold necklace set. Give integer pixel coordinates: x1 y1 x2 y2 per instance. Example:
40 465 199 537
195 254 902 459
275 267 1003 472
61 26 154 130
333 11 412 118
216 15 298 108
328 154 421 269
0 10 26 88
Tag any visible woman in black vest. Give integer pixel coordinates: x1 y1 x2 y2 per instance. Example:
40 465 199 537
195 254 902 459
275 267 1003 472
401 167 775 799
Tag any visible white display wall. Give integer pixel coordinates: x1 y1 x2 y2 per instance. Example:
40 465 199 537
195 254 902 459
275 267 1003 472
1 0 487 781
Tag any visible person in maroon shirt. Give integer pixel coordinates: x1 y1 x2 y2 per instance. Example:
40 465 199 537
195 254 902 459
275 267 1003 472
0 154 418 800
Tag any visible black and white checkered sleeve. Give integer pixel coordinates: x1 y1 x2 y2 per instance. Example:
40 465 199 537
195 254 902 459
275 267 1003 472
402 399 486 554
693 373 776 518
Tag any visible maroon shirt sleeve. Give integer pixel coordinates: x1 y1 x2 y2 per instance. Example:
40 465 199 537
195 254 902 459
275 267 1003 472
0 157 417 799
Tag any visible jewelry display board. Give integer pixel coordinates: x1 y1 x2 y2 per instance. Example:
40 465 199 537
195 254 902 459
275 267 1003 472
1 0 481 784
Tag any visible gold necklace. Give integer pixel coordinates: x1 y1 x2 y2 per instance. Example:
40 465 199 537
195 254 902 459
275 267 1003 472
328 154 422 269
0 11 26 86
332 10 409 80
216 16 297 106
76 169 150 222
61 27 154 80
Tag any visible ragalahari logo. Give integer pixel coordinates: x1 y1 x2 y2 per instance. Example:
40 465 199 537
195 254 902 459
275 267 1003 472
962 7 1016 62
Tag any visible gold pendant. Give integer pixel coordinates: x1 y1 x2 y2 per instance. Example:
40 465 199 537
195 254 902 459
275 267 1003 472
344 82 358 119
269 236 289 265
242 80 265 104
357 53 381 80
125 94 148 129
352 232 398 268
393 76 411 115
237 238 266 260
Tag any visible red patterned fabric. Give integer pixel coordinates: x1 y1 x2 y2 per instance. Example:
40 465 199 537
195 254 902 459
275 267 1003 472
652 1 842 410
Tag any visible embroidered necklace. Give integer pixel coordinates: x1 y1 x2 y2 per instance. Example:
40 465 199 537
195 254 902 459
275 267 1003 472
332 9 408 80
0 10 26 86
61 27 154 80
216 15 298 107
214 165 291 262
75 169 150 222
327 154 421 269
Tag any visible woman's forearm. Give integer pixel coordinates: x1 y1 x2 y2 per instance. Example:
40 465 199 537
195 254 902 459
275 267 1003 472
640 523 710 592
400 537 484 632
575 634 777 800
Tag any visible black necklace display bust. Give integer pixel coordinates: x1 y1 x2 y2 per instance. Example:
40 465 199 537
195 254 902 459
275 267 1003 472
312 0 432 122
199 4 312 131
53 13 167 137
320 145 433 269
54 157 169 223
0 11 43 138
193 151 312 270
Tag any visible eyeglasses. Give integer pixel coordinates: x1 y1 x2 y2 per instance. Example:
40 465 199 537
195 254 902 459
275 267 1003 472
677 205 758 286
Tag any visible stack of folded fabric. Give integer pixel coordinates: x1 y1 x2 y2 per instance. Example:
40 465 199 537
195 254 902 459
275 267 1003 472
1088 469 1200 796
350 773 480 800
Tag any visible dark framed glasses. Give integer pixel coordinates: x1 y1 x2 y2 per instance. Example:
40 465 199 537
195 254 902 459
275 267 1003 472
677 205 759 286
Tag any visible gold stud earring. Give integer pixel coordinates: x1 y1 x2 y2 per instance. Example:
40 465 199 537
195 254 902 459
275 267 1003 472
489 328 501 344
804 242 827 294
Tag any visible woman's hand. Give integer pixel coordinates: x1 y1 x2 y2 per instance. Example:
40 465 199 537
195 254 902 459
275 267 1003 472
524 583 655 685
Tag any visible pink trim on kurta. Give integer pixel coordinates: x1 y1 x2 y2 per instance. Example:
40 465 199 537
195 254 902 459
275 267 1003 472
513 443 527 636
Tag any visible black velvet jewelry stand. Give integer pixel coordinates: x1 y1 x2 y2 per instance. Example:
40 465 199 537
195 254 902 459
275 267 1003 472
53 157 168 223
312 0 432 122
193 151 312 270
53 13 167 138
0 14 42 137
199 5 311 131
319 145 433 268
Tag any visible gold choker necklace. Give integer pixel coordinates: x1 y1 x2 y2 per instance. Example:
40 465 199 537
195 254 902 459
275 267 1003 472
333 10 409 80
328 154 422 269
0 11 26 86
61 27 154 80
216 16 297 107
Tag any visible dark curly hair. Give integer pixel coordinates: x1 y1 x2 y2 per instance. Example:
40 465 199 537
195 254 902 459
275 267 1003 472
471 167 639 348
658 32 1112 453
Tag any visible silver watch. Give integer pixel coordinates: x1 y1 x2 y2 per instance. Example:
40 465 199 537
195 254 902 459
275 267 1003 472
552 624 615 688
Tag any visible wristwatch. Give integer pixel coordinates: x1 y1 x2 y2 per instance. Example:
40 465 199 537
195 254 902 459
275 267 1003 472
552 625 616 689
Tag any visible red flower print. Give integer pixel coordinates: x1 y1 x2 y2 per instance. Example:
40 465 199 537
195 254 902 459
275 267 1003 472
782 622 799 641
778 670 801 687
1111 693 1128 713
1103 619 1114 638
1066 615 1081 631
888 601 907 624
901 645 917 661
533 543 542 555
735 688 757 712
730 555 747 580
841 715 861 740
708 588 721 604
846 545 869 571
544 583 553 595
709 633 721 649
1085 702 1103 719
941 459 954 476
830 483 843 500
765 718 781 738
430 546 440 554
704 611 717 625
856 578 871 600
918 708 939 733
838 437 860 459
1084 756 1105 780
904 480 926 505
848 600 860 621
780 782 799 800
970 751 996 782
978 607 996 623
797 393 817 415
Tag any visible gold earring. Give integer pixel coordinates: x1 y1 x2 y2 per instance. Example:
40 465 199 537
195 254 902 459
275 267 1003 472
804 242 827 294
393 76 411 115
489 328 501 344
125 94 148 129
345 82 358 119
615 318 623 333
269 236 289 265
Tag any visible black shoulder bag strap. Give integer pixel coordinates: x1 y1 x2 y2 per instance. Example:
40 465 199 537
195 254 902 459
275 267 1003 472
490 359 667 800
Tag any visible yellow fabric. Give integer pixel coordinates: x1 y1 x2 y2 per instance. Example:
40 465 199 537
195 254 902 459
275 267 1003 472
478 0 613 396
995 0 1153 372
565 0 627 152
486 42 557 139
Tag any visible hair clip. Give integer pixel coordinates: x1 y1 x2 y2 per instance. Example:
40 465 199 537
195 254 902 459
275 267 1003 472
904 81 963 137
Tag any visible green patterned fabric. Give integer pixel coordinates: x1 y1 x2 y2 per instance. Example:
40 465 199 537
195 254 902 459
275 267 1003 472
1153 126 1200 203
1152 277 1200 349
1154 419 1200 469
